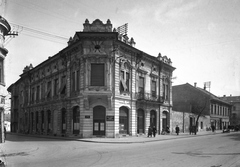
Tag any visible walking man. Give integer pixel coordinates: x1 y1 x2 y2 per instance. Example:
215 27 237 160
175 125 180 135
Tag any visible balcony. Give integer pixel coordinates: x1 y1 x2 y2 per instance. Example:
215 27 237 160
135 92 164 103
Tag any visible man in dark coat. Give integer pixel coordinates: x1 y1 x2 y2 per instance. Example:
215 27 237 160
175 125 180 135
147 126 152 137
152 126 157 137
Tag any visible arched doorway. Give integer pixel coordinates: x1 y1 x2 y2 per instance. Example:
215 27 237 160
119 107 129 134
162 111 168 131
61 108 67 134
53 110 58 135
47 110 51 134
93 106 106 136
73 106 80 134
150 110 157 128
137 109 145 134
31 112 34 133
41 110 44 133
36 111 39 133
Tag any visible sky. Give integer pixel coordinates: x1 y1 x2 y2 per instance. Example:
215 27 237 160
1 0 240 97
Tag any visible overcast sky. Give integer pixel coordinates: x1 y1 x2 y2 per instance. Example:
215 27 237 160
2 0 240 96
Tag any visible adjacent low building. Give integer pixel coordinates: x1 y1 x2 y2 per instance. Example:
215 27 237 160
220 95 240 126
7 19 175 138
172 83 231 132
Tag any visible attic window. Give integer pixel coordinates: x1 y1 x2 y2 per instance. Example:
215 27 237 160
95 45 101 50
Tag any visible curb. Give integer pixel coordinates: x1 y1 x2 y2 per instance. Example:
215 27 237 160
6 131 230 144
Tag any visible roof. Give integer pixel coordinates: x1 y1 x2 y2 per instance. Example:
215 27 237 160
173 83 231 106
219 96 240 103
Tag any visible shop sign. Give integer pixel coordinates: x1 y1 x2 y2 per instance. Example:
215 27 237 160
85 115 90 119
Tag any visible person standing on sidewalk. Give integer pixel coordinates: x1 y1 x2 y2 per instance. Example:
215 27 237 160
175 125 180 135
152 126 157 137
147 126 152 137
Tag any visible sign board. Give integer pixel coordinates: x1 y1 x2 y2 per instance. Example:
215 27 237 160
106 115 114 121
85 115 90 119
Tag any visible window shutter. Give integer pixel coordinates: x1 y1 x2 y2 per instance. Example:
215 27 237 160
91 64 104 86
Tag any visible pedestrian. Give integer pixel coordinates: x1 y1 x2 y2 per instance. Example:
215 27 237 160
147 126 152 137
4 126 6 140
211 125 215 133
175 125 180 135
166 126 170 134
152 126 157 137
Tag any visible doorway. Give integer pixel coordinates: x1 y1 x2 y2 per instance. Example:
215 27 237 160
137 109 145 134
93 106 106 136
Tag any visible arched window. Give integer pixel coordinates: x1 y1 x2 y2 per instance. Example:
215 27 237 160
119 107 129 134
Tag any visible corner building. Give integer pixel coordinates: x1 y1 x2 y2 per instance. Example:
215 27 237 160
8 19 175 138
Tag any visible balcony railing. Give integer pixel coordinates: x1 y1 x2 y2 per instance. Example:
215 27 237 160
135 92 164 103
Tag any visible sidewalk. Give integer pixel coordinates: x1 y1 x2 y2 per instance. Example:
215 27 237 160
77 130 224 144
7 130 227 144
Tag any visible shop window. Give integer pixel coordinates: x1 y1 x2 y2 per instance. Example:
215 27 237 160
91 63 104 86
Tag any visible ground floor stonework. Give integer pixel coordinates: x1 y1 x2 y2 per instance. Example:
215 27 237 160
16 97 173 138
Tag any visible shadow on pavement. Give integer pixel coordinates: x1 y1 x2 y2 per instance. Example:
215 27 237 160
5 133 78 142
221 132 240 141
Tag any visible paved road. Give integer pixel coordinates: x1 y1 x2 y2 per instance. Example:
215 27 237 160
1 132 240 167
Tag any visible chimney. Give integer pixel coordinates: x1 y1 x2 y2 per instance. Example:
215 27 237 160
194 82 197 87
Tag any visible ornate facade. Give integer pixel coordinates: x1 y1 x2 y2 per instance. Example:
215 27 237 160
0 15 11 143
8 19 175 138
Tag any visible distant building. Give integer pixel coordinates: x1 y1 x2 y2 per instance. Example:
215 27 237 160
7 19 175 138
0 15 11 143
220 95 240 126
172 83 231 132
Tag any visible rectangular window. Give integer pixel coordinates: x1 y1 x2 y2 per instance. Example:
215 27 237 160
0 59 3 84
126 72 129 91
72 71 75 91
54 78 58 96
91 64 104 86
31 87 35 102
47 81 52 98
151 80 156 97
36 86 40 101
139 76 144 93
60 75 66 95
77 70 80 90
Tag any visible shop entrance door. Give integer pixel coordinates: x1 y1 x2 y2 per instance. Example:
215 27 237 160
93 106 106 136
